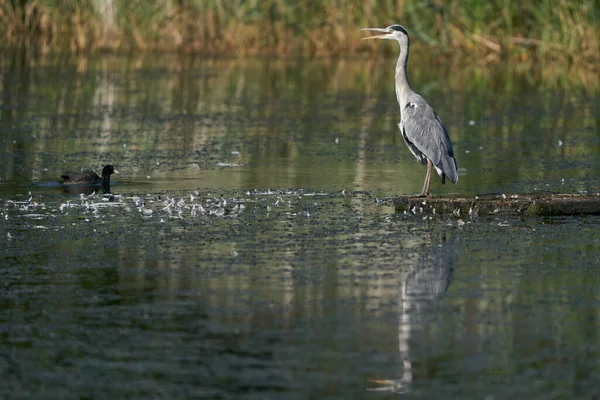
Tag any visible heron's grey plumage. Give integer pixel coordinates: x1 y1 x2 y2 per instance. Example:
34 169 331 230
362 24 458 195
400 99 458 184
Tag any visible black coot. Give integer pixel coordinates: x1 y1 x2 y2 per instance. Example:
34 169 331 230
59 165 119 194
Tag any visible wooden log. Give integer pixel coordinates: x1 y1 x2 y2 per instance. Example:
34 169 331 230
394 193 600 217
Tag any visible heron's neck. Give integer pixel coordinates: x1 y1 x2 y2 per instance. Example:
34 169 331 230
395 41 412 111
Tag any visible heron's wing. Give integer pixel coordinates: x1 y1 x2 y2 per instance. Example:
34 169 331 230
400 97 458 183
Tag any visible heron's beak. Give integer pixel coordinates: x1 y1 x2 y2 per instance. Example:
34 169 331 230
361 27 391 40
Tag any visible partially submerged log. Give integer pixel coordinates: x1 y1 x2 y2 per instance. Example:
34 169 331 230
394 193 600 217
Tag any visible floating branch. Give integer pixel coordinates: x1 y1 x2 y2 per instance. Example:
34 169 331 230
395 194 600 217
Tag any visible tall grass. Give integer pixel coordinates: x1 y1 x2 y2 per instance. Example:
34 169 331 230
0 0 598 67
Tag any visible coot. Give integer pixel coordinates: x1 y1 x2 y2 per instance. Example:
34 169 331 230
59 165 119 194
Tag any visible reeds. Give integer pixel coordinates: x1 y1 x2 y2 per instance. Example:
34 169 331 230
0 0 598 67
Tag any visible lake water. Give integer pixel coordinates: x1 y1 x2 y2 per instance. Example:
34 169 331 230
1 49 599 398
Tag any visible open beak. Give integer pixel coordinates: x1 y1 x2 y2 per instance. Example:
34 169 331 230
361 27 391 40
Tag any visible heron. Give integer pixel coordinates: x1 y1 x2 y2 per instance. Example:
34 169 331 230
362 24 458 196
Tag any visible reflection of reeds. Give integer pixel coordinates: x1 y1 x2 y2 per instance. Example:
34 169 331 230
2 50 594 192
0 0 597 67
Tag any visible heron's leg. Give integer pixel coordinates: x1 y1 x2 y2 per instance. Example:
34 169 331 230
420 159 432 196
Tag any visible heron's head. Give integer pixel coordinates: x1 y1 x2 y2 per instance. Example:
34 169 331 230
361 24 409 41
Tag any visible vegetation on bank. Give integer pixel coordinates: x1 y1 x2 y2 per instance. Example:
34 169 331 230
0 0 598 67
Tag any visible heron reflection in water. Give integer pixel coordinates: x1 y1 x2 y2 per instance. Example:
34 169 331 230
367 230 457 393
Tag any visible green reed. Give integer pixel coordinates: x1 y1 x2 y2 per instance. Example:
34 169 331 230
0 0 597 67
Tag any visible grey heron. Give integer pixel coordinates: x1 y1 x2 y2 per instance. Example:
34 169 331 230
362 24 458 196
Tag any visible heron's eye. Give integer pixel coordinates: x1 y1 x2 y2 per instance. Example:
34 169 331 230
390 25 406 33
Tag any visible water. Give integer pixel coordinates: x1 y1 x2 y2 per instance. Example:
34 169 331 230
1 49 599 398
